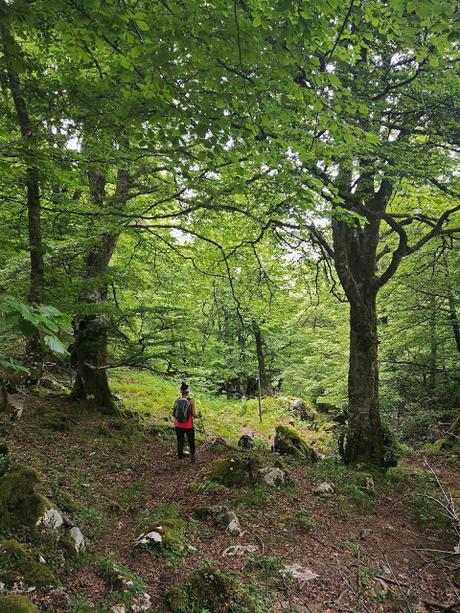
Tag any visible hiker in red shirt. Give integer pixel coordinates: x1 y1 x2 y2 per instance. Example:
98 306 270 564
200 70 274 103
173 382 201 465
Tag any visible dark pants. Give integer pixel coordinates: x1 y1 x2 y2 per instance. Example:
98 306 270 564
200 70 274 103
175 427 195 459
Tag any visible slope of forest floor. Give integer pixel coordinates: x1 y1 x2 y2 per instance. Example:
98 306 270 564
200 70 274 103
6 371 460 613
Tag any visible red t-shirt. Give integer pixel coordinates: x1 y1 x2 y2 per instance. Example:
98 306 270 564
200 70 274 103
175 398 194 429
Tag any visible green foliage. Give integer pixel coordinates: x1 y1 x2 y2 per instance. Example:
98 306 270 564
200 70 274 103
245 555 282 578
235 484 270 509
67 594 91 613
0 294 72 371
99 554 147 601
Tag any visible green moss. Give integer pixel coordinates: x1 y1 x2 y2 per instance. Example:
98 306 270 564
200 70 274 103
207 456 259 487
166 562 257 612
136 504 193 564
0 539 55 587
59 532 78 559
273 426 319 462
0 594 40 613
0 464 49 535
34 406 70 432
432 437 454 452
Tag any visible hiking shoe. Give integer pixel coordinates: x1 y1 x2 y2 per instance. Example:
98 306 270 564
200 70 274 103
177 458 184 470
190 454 196 464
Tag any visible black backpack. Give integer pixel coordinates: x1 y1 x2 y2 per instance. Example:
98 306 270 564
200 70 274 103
174 397 191 423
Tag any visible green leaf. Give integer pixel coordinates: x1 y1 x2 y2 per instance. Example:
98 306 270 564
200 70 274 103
415 1 433 19
43 335 67 355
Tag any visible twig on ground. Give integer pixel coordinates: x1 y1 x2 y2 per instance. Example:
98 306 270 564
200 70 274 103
423 598 460 612
334 554 372 613
375 540 414 613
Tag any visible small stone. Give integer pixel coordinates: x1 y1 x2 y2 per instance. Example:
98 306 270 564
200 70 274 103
111 606 126 613
314 482 334 495
259 467 289 487
131 592 151 612
365 476 375 492
281 563 318 584
226 518 242 536
136 530 163 546
222 544 258 557
36 508 64 531
69 526 86 552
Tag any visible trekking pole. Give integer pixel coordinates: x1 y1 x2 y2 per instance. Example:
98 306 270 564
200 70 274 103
198 415 208 441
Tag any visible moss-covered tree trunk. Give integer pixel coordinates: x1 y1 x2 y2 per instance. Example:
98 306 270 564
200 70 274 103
71 168 129 414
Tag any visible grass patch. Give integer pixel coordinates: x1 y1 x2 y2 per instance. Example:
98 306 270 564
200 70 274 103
110 369 326 445
245 554 282 578
136 503 195 567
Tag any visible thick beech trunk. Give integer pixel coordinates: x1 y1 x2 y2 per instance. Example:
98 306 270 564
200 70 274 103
331 176 393 465
71 233 119 413
344 293 383 464
71 169 129 413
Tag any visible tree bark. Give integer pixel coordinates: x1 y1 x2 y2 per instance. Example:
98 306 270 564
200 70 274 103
344 292 383 464
71 168 129 413
1 26 44 370
331 175 392 465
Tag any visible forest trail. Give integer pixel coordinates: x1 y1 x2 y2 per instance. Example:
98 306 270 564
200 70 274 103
8 392 459 613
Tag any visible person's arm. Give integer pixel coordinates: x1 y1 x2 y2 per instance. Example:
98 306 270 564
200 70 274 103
190 398 201 418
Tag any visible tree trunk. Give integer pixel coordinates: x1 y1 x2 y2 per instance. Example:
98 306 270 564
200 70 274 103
252 320 270 396
71 233 119 413
330 175 393 465
1 26 44 371
344 292 383 464
71 168 129 413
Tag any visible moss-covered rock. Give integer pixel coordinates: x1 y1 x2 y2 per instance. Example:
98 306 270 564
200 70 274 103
34 407 70 432
0 539 55 588
273 426 319 462
207 456 259 487
166 562 257 612
0 464 49 535
0 594 40 613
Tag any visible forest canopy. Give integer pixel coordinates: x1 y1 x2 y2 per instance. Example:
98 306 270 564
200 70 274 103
0 0 459 466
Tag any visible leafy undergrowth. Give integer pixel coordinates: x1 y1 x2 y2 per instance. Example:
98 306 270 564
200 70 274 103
5 377 459 612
